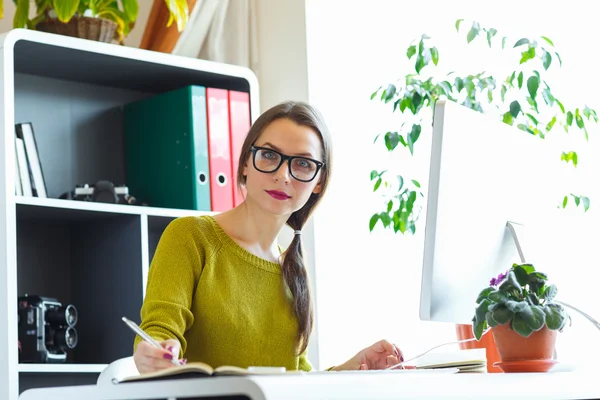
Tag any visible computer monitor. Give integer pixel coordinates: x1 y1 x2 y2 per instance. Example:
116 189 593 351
419 100 561 325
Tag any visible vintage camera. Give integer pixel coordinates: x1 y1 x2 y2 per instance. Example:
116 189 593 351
60 180 145 205
17 295 78 363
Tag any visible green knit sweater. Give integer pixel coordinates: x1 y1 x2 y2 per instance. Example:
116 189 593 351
133 215 312 372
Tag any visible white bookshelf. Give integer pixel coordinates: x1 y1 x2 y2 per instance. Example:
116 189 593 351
0 28 259 400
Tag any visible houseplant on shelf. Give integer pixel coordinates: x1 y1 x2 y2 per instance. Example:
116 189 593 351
472 263 570 372
5 0 189 44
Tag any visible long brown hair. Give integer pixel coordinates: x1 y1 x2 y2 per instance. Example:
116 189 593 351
236 101 332 355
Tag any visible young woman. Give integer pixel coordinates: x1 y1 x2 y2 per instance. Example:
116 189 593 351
133 101 403 373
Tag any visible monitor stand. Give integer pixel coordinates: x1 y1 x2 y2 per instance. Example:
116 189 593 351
506 221 600 331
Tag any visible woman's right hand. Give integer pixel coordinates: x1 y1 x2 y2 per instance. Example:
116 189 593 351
133 338 182 374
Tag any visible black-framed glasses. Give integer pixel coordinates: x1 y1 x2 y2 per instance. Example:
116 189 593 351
250 145 324 182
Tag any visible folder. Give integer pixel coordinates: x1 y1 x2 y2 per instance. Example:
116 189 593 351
228 91 251 207
206 88 234 212
123 86 211 211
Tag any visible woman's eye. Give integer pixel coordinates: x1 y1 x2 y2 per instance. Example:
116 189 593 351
262 151 276 159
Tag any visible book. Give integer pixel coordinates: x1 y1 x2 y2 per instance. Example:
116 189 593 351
117 362 298 383
410 348 487 373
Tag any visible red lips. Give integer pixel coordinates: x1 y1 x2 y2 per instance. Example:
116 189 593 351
266 190 291 200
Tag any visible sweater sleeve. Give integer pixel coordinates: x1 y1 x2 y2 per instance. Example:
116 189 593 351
298 349 313 372
133 217 204 358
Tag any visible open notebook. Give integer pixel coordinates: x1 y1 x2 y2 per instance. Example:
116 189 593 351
117 362 300 383
410 348 487 373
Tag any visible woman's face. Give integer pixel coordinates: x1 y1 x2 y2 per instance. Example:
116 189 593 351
242 118 324 218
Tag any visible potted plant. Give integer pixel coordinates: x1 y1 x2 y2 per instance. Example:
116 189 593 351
472 263 570 372
5 0 188 44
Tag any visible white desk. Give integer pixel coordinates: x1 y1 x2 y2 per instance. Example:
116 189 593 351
18 369 600 400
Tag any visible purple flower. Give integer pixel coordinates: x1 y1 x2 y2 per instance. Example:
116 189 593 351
489 271 508 287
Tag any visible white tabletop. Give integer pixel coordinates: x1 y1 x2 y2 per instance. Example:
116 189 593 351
19 368 600 400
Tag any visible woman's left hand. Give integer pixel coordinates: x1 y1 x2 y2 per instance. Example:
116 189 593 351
334 339 404 371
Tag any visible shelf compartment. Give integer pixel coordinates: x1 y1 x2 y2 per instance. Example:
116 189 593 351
16 208 143 365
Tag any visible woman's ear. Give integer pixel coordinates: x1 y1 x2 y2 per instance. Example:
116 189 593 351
312 180 323 194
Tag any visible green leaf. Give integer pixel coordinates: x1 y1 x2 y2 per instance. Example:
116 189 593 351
473 319 486 340
502 37 507 49
370 87 381 100
370 170 378 180
486 28 497 47
582 196 590 211
415 55 425 74
387 200 393 213
520 304 546 331
430 47 439 66
476 287 494 303
13 0 29 28
562 196 568 208
407 124 421 155
555 52 563 67
543 284 558 302
384 84 397 103
576 111 584 129
503 112 514 125
541 36 554 46
476 299 491 322
384 131 400 151
542 50 552 70
517 72 523 88
411 179 421 188
52 0 80 22
512 316 534 337
455 18 463 32
566 111 574 126
121 0 139 22
374 178 382 191
520 47 536 64
513 38 530 47
509 101 521 118
492 305 513 325
397 175 404 191
486 311 498 327
556 99 565 113
544 304 567 330
512 265 530 286
412 92 423 110
407 45 417 59
466 22 480 43
527 75 539 100
369 214 380 231
561 151 578 167
505 300 529 313
526 113 538 125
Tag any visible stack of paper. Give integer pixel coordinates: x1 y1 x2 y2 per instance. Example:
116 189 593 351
411 348 487 373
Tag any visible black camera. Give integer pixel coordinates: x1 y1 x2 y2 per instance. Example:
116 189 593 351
18 295 78 363
60 180 145 205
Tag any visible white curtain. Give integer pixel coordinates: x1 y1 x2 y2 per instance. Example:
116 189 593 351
172 0 259 74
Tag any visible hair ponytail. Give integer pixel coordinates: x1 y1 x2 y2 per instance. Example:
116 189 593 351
281 206 315 355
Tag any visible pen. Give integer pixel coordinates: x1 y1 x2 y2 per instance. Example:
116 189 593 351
121 316 182 366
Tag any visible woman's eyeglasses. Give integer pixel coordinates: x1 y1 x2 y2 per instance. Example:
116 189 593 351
250 146 324 182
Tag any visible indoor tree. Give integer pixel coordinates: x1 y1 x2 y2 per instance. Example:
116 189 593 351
369 19 598 235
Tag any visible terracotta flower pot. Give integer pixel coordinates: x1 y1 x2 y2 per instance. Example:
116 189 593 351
491 322 557 362
35 16 117 43
456 324 502 373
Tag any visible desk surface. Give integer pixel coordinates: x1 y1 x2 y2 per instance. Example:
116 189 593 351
18 369 600 400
